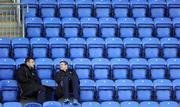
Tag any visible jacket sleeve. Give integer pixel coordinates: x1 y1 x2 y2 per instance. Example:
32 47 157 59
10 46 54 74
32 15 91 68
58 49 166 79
72 69 80 84
16 67 31 83
55 71 63 85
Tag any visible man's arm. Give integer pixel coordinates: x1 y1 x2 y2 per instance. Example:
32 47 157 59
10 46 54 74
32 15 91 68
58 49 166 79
16 67 31 83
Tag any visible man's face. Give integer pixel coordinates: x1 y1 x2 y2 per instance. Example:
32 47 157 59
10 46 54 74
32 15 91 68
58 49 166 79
60 62 68 71
26 59 35 69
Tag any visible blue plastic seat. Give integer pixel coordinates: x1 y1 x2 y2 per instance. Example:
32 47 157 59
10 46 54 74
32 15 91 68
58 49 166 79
25 17 43 38
43 17 61 38
12 38 29 59
57 0 75 17
121 101 139 107
92 58 111 80
0 58 15 80
154 79 173 101
94 0 111 17
101 101 120 107
24 103 42 107
142 37 160 58
43 101 61 107
99 18 117 38
68 38 86 58
80 17 98 38
130 58 148 79
167 0 180 18
30 38 49 58
76 0 93 17
173 18 180 38
111 58 129 79
62 18 80 38
80 80 95 101
115 79 134 101
96 79 115 101
160 101 178 107
148 58 167 79
21 0 38 17
82 102 100 107
173 79 180 101
73 58 92 79
87 38 105 58
1 80 18 102
154 18 172 38
167 58 180 79
123 38 142 58
112 0 130 18
39 0 57 17
136 18 154 38
130 0 148 18
148 0 166 18
118 18 135 38
15 58 25 69
140 101 159 107
41 79 57 89
160 38 179 58
134 79 153 101
3 102 22 107
0 38 11 58
62 103 81 107
49 38 67 59
105 38 123 58
54 58 72 71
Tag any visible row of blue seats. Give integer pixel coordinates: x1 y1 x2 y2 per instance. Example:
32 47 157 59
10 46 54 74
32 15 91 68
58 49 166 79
0 101 180 107
1 79 180 102
1 37 180 59
25 17 180 38
21 0 180 18
1 57 180 80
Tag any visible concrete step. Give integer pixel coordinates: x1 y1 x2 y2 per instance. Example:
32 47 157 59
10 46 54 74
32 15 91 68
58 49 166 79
0 34 22 37
0 15 16 21
0 21 19 27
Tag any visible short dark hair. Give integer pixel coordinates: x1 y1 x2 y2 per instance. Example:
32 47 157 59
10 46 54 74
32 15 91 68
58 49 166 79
60 60 68 65
25 57 34 64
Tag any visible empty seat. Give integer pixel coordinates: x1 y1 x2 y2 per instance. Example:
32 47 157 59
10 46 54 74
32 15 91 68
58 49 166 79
148 58 167 79
118 18 135 38
3 102 22 107
112 0 130 18
173 79 180 101
96 79 115 101
82 102 100 107
15 58 25 69
142 37 160 58
130 58 148 79
140 101 159 107
68 38 86 58
57 0 75 17
115 79 134 101
130 0 148 18
92 58 111 80
136 18 154 38
0 38 11 58
43 17 61 38
43 101 61 107
87 38 105 58
134 79 153 101
80 17 98 38
101 101 120 107
94 0 111 17
76 0 93 17
124 38 142 58
62 18 80 38
1 80 18 102
41 79 57 88
154 18 172 38
30 38 49 58
21 0 38 17
105 38 123 58
121 101 139 107
173 18 180 38
167 0 180 18
167 58 180 79
12 38 29 59
73 58 92 79
161 38 179 58
49 38 67 59
54 58 72 71
148 0 166 18
160 101 178 107
154 79 172 101
62 102 81 107
25 17 43 38
80 79 95 101
99 18 117 38
35 58 53 79
24 103 42 107
111 58 129 79
0 58 15 80
39 0 57 17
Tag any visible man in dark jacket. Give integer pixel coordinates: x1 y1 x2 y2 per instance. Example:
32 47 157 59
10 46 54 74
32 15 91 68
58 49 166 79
55 61 79 104
16 57 53 104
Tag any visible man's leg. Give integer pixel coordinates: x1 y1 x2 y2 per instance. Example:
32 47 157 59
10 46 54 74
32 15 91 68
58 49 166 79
37 86 46 104
71 76 80 100
45 86 53 101
62 76 70 99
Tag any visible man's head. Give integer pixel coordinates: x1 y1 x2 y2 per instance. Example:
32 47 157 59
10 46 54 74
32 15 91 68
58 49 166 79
60 61 68 71
25 57 35 69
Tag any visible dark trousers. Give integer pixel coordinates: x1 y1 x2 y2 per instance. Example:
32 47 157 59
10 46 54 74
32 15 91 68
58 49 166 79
37 86 53 104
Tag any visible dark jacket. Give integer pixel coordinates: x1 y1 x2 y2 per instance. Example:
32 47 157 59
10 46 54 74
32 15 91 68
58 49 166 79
16 64 41 97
